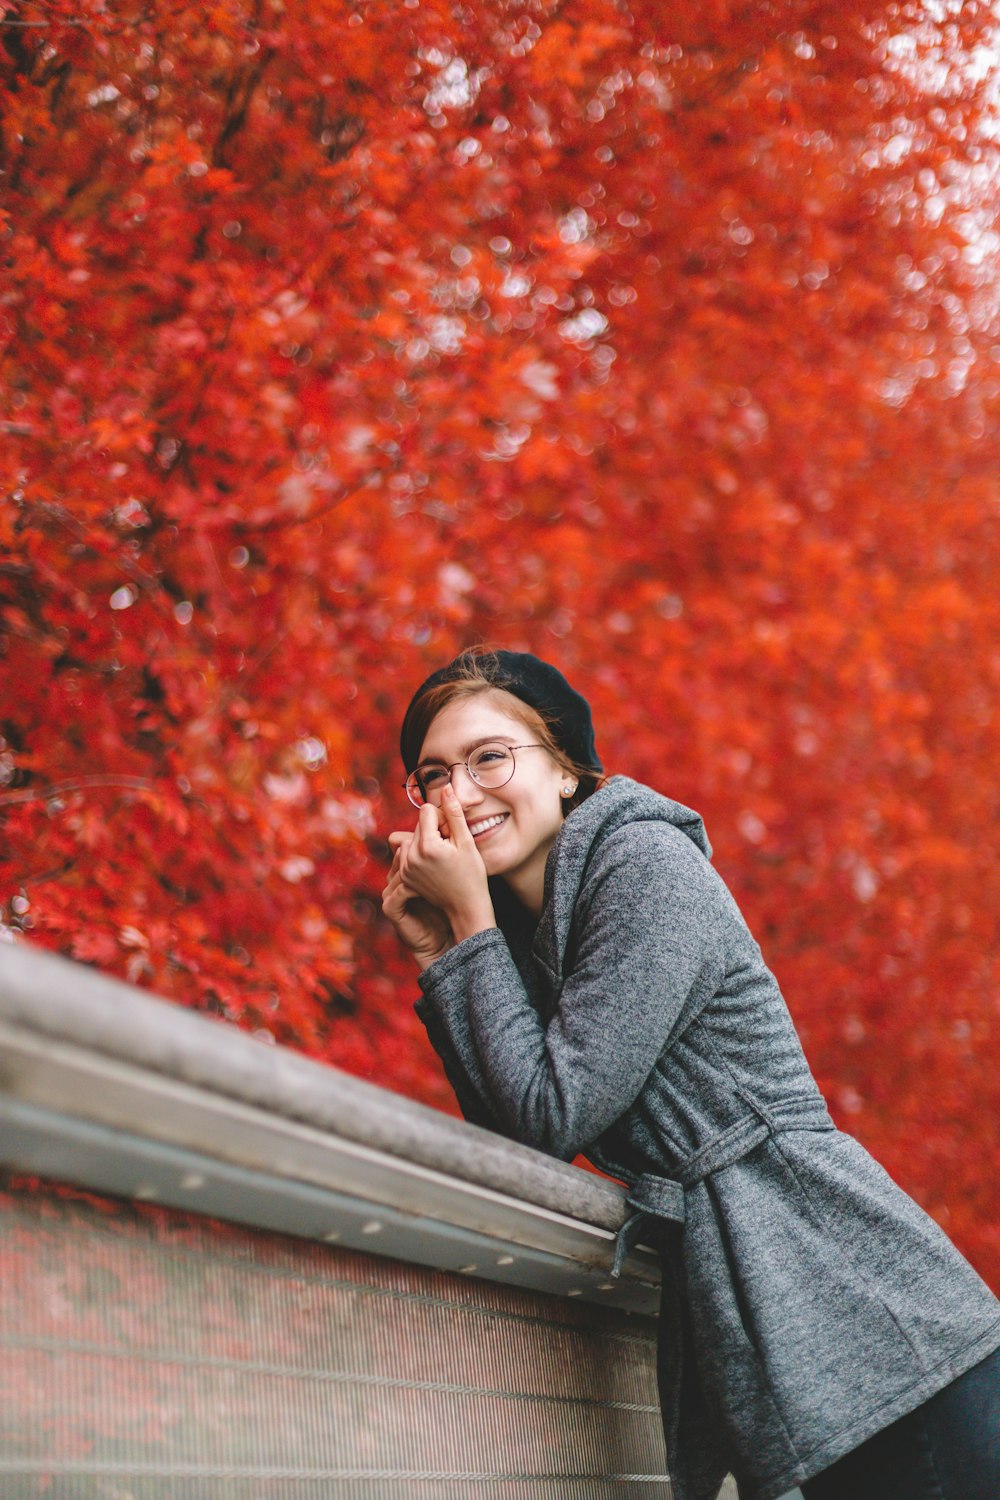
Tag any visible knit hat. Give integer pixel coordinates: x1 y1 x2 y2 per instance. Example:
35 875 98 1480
399 649 603 775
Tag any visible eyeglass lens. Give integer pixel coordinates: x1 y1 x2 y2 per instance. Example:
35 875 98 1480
407 744 515 804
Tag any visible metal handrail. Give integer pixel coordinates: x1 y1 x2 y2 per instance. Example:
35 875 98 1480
0 938 661 1312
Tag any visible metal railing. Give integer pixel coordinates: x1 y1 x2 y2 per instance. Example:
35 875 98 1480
1 938 706 1498
0 938 664 1309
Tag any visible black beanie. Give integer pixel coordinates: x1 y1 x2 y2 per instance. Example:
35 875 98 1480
399 649 603 775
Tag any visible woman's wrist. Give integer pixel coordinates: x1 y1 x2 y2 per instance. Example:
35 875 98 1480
445 898 497 946
414 947 449 974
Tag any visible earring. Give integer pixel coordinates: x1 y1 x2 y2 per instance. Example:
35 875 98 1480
562 785 575 797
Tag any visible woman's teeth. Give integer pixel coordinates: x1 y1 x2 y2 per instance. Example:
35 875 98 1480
469 814 507 838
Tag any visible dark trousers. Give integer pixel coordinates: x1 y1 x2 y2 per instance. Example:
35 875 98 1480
800 1344 1000 1500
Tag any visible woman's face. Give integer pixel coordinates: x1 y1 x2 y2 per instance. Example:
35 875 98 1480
415 691 571 904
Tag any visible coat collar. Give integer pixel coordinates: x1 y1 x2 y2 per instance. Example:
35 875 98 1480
489 776 712 990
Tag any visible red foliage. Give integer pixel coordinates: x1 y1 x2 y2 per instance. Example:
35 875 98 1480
2 2 998 1280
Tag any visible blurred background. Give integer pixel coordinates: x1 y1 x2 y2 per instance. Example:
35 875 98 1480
1 0 998 1284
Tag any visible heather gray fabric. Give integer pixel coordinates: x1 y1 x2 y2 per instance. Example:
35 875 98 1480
414 776 1000 1500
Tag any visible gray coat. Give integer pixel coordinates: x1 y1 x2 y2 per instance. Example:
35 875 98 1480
414 776 1000 1500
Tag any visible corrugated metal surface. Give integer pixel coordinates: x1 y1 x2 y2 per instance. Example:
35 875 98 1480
0 1180 677 1499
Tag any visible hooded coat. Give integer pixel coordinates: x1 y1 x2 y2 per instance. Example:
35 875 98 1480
413 776 1000 1500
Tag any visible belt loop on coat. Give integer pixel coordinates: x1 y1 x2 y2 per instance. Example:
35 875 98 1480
609 1093 834 1279
611 1174 685 1278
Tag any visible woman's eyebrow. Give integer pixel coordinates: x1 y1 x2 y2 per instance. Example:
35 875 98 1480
416 734 518 766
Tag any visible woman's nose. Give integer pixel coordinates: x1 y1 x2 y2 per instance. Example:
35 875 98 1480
449 764 485 806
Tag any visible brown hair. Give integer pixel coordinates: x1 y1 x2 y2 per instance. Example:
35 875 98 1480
407 647 607 816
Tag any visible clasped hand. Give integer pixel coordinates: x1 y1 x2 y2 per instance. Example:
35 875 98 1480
382 786 496 968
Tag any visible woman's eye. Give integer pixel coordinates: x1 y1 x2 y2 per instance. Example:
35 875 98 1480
421 767 448 787
473 748 508 765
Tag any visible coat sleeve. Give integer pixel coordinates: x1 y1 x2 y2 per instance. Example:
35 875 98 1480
415 821 729 1161
412 987 514 1136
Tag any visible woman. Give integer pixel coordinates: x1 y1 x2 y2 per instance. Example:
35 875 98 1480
382 647 1000 1500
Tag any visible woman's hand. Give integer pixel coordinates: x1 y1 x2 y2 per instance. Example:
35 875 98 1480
384 787 496 953
381 847 454 971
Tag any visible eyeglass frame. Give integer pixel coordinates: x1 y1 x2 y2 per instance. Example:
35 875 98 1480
402 743 549 808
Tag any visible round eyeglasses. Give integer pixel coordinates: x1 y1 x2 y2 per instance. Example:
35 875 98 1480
403 743 547 808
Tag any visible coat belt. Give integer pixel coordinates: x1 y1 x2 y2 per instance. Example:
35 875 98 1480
610 1094 835 1278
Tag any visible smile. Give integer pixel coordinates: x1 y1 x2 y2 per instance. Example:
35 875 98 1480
469 813 509 839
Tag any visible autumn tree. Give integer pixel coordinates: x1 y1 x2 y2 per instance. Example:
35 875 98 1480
2 0 998 1279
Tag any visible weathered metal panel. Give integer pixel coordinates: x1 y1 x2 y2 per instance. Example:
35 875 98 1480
0 945 757 1498
0 1180 673 1499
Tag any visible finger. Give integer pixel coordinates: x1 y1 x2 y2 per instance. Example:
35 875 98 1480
384 870 420 912
387 831 413 851
396 849 423 892
381 881 404 918
416 801 448 850
439 784 476 847
391 868 418 900
390 842 413 871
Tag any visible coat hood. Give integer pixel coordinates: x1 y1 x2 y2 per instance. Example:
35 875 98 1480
489 775 712 990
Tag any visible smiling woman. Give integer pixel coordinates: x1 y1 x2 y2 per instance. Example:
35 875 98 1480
381 647 1000 1500
401 706 571 918
384 652 606 949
